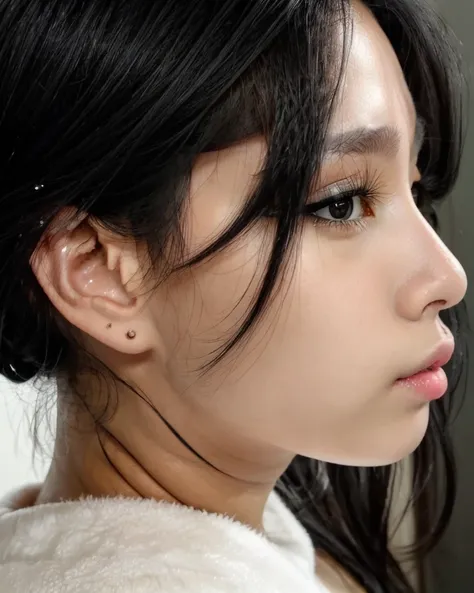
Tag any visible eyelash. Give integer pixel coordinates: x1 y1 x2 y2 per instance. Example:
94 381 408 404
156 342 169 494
303 171 384 233
303 172 425 233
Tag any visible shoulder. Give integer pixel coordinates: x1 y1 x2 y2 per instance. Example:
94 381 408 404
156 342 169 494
0 488 328 593
316 550 367 593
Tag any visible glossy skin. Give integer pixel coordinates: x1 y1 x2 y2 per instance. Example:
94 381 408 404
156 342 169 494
33 0 466 542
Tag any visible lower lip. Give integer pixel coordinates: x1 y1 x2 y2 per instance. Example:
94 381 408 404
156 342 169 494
395 367 448 401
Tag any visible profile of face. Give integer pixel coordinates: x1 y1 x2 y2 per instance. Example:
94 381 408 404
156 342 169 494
35 1 467 472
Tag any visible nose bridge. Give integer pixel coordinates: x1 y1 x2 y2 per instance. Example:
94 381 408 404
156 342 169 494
396 210 467 320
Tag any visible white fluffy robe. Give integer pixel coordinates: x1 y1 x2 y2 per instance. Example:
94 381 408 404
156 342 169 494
0 488 329 593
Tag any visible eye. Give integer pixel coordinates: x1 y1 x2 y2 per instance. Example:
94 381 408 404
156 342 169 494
302 174 380 233
316 196 363 222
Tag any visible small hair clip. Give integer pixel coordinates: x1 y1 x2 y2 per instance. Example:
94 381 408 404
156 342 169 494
34 184 45 191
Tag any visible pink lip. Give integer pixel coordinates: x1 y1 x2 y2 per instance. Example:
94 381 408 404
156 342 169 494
395 340 455 402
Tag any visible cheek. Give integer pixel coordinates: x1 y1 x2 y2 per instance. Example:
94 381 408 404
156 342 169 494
156 224 273 378
291 230 390 359
265 256 382 409
168 229 391 413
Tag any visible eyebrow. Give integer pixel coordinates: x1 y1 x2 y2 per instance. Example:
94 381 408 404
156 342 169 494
325 116 426 162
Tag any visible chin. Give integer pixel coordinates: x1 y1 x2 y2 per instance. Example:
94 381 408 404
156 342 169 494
362 406 431 467
316 407 431 468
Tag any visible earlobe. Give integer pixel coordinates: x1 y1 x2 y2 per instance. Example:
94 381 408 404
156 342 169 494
30 214 156 356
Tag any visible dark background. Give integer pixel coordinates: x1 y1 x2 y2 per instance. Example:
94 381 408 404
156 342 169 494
427 1 474 591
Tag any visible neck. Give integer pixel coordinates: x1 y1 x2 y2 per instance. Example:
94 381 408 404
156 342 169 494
37 376 292 530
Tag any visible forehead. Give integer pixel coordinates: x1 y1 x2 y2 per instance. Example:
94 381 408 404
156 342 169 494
331 1 415 137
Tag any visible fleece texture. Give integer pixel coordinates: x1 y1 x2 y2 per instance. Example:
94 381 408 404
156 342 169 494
0 487 329 593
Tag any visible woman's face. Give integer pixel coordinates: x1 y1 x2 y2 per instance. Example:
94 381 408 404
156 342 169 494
151 1 467 467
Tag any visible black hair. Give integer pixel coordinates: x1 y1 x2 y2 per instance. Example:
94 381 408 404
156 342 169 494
0 1 468 591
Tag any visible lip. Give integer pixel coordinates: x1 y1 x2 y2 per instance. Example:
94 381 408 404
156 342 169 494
398 339 455 381
394 339 455 402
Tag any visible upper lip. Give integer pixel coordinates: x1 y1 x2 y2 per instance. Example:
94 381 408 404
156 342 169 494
399 340 455 379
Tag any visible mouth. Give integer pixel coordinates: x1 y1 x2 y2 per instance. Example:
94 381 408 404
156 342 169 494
398 340 455 381
394 340 454 401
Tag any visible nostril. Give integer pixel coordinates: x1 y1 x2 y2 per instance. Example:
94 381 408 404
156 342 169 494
422 300 447 318
425 299 447 314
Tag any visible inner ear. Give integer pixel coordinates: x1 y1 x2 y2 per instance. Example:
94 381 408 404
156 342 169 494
70 223 133 310
52 218 130 311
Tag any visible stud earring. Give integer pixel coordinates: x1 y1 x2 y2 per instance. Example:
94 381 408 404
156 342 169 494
126 330 137 340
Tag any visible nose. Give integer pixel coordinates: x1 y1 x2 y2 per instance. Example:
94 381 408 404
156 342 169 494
395 216 467 322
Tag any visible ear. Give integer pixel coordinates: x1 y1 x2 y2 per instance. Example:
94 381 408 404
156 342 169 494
30 211 158 355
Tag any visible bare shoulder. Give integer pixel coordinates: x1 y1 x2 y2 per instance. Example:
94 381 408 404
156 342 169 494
316 551 366 593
